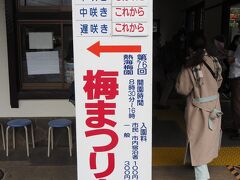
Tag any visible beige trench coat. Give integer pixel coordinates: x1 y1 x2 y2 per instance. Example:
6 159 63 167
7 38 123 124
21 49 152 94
176 55 223 166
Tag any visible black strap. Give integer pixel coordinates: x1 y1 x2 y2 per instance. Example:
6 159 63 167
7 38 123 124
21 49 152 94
203 61 217 81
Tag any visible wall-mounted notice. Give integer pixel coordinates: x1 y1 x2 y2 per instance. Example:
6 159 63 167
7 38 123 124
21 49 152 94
72 0 152 179
26 51 60 75
29 32 53 49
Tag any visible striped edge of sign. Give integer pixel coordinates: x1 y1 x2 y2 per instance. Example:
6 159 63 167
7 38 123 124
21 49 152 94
226 165 240 180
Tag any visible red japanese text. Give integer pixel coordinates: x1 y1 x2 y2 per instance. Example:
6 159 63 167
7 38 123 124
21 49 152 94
83 70 119 179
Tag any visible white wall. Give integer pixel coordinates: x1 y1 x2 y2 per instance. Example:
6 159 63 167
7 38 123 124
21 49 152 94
0 0 75 117
154 0 186 44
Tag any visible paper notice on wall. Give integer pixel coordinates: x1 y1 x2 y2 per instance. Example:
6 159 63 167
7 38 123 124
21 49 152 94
29 32 53 49
26 51 60 75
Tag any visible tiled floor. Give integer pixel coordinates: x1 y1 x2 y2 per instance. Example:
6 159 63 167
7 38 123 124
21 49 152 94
0 165 77 180
152 166 235 180
152 98 240 148
0 99 238 179
0 164 235 180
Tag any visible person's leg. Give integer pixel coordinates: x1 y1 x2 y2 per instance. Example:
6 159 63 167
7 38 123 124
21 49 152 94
194 164 210 180
230 78 240 139
159 78 174 107
184 142 191 165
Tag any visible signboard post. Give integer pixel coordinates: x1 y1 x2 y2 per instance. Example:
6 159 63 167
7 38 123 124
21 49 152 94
72 0 153 179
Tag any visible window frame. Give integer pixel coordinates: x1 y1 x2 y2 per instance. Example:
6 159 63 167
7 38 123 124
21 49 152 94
222 0 240 45
5 0 73 108
185 1 205 33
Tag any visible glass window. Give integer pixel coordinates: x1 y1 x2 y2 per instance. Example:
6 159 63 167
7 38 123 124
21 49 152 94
5 0 73 104
186 2 205 33
63 24 74 84
19 0 72 6
63 0 72 5
26 0 62 6
20 24 62 84
229 3 240 41
18 22 73 90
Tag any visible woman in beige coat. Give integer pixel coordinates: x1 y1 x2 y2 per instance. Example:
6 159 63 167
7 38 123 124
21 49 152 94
176 33 223 180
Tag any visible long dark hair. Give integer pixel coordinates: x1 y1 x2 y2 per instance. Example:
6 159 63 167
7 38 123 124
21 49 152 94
229 35 240 51
185 32 206 68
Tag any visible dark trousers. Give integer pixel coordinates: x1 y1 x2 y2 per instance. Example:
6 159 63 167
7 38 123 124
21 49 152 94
230 78 240 130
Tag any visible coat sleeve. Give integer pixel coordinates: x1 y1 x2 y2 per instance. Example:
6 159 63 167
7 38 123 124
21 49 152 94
175 68 194 96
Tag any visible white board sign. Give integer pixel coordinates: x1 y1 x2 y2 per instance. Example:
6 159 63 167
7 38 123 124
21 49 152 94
74 21 112 37
112 6 148 22
72 0 152 179
74 5 112 21
112 22 148 36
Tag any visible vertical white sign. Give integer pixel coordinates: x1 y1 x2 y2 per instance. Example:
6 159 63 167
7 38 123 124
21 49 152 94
72 0 152 179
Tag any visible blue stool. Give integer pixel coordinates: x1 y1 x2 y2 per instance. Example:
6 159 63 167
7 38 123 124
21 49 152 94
6 119 35 157
48 119 72 157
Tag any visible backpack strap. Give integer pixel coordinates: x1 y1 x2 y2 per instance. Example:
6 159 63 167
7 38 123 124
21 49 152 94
203 60 218 81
